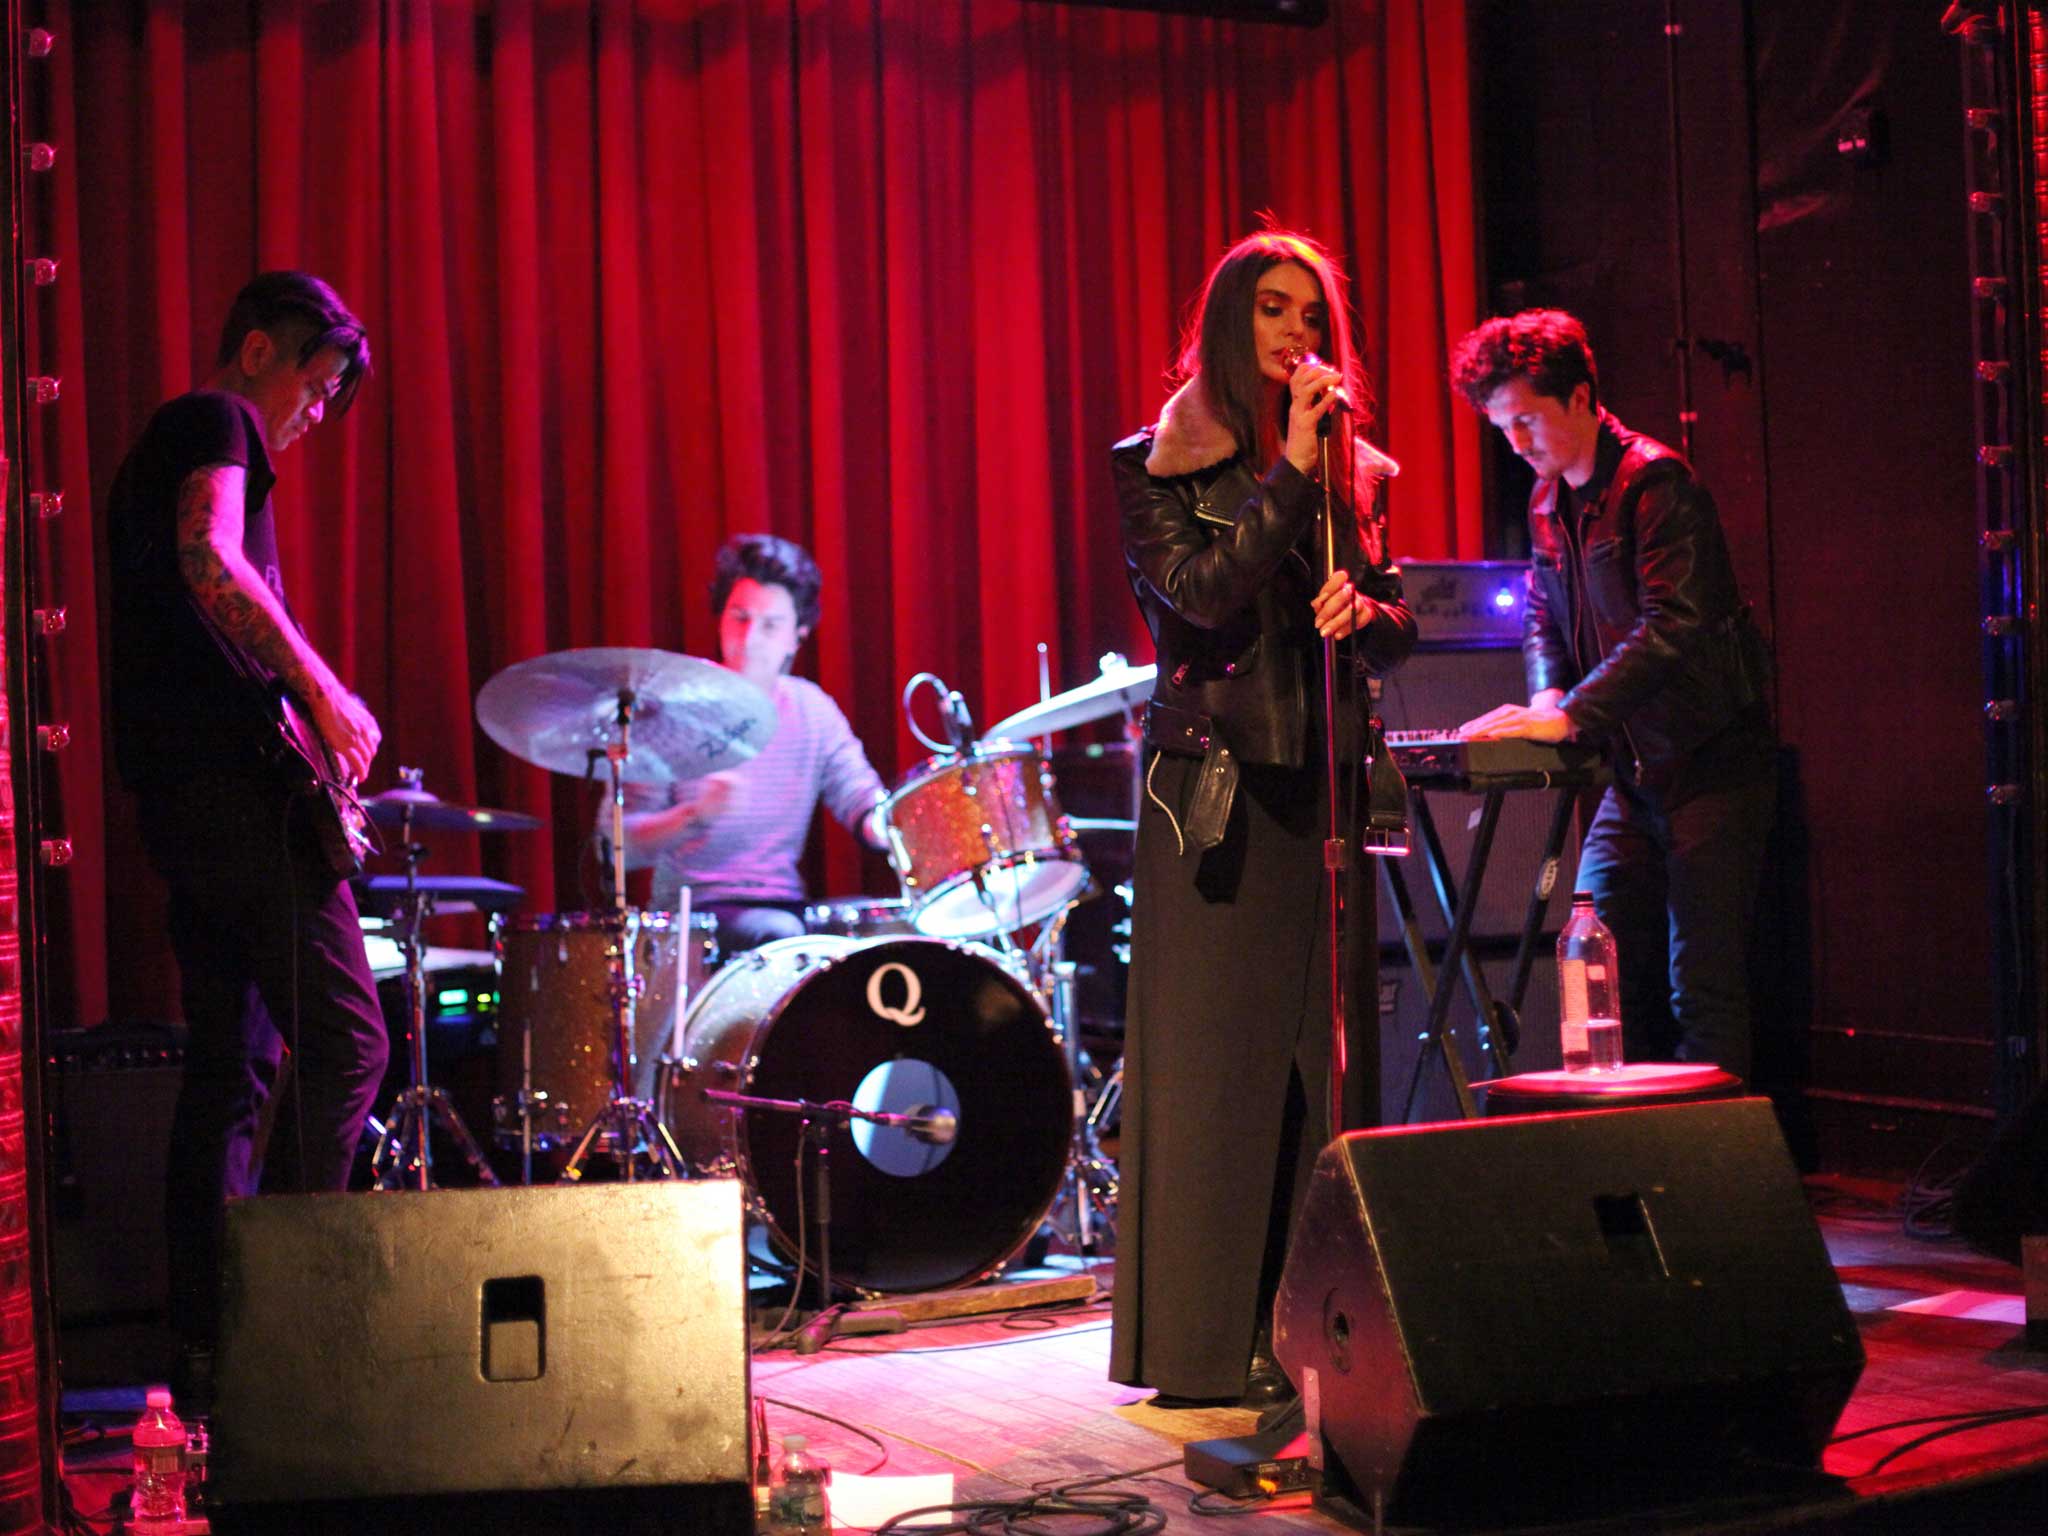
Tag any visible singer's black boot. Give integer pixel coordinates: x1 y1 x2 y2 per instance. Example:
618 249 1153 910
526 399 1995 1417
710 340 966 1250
1241 1320 1296 1410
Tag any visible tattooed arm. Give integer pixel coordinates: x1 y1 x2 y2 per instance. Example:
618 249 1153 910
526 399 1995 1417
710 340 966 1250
175 462 382 782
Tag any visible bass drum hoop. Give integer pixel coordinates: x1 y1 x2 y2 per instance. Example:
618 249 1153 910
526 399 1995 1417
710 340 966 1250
670 934 1072 1295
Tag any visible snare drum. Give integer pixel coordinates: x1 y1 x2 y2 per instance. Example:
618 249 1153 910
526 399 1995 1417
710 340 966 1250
492 909 718 1149
666 935 1072 1293
802 895 919 938
880 744 1089 938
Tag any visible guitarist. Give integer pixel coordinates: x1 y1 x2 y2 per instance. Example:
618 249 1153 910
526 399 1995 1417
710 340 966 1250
106 271 388 1388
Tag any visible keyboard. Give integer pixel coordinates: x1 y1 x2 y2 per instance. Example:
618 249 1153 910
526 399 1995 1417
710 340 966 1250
1385 731 1607 790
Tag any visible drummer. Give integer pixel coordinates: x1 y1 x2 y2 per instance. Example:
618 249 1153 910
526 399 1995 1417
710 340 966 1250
612 533 889 954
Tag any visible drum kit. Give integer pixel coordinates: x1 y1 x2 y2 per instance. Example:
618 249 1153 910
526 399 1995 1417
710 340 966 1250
360 644 1154 1300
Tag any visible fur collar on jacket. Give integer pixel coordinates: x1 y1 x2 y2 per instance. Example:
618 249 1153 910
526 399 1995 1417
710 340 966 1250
1143 379 1239 478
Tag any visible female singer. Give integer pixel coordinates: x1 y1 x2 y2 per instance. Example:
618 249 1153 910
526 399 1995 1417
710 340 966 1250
1109 229 1415 1406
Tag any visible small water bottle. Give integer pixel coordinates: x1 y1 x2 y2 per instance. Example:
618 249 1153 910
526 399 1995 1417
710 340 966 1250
1556 892 1623 1073
129 1387 188 1530
767 1433 830 1532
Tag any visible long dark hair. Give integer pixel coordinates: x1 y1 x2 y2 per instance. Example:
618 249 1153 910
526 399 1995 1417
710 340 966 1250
1171 227 1378 541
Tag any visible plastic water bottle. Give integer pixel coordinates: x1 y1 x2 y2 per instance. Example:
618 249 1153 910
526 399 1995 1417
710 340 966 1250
1556 892 1623 1073
767 1433 830 1532
129 1387 188 1529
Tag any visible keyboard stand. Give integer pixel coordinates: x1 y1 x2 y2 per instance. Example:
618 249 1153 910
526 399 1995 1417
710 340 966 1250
1380 766 1602 1121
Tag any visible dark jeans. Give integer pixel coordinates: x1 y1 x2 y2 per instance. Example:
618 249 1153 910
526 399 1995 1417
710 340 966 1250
1577 763 1777 1080
136 771 389 1342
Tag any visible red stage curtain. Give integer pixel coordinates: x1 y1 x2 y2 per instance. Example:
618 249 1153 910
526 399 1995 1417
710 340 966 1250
33 0 1477 1028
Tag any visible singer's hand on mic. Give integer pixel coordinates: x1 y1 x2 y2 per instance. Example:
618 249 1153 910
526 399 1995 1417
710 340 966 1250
1312 570 1379 639
1286 356 1347 474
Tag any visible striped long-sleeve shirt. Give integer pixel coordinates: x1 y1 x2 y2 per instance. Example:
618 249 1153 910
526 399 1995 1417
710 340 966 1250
621 673 885 909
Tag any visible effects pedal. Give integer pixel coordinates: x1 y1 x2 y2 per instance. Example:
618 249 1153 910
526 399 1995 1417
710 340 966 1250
1182 1428 1317 1499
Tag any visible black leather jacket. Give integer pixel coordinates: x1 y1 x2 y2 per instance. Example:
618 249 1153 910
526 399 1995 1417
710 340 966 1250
1528 410 1770 779
1114 428 1415 769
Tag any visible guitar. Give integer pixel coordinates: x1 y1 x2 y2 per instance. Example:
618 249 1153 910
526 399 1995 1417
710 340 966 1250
268 685 374 878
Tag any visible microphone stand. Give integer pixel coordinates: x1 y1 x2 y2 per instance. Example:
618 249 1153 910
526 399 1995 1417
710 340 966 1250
703 1088 941 1352
1317 414 1350 1142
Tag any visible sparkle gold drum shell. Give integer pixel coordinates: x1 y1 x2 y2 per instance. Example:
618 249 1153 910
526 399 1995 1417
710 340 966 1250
492 909 718 1148
880 745 1089 939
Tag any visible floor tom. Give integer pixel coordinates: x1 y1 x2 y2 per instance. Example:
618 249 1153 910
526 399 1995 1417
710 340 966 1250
492 909 718 1149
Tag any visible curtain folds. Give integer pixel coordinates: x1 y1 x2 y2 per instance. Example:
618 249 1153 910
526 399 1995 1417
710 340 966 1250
42 0 1475 1027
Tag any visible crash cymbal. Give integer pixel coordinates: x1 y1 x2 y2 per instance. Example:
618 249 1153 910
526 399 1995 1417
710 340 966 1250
986 661 1157 742
475 646 776 784
364 785 544 834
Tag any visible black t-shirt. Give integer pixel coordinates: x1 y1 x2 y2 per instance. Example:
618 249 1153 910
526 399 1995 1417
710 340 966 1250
106 390 288 789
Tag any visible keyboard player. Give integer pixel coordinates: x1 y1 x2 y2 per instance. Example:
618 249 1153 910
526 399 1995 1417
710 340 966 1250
1448 310 1776 1080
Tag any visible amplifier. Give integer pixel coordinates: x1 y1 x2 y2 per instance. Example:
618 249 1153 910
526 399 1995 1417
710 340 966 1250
47 1024 185 1322
1394 560 1528 650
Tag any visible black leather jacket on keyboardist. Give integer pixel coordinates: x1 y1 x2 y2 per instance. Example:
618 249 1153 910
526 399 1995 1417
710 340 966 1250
1114 381 1416 770
1527 409 1771 786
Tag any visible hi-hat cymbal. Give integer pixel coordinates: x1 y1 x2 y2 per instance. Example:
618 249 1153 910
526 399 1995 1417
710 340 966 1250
476 647 776 784
352 873 527 917
363 786 543 834
986 661 1157 742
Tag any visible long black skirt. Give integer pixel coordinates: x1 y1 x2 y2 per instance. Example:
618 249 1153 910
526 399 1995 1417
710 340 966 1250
1107 747 1380 1399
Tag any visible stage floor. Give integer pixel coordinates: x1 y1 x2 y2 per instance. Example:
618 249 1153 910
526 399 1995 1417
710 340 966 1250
57 1177 2048 1534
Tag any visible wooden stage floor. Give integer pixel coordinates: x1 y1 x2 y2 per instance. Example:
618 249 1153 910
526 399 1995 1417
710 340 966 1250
56 1177 2048 1533
749 1178 2048 1534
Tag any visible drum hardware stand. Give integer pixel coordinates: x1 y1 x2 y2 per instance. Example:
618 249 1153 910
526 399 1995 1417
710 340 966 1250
1044 956 1116 1253
561 691 689 1181
369 774 501 1191
1017 900 1118 1253
703 1089 953 1349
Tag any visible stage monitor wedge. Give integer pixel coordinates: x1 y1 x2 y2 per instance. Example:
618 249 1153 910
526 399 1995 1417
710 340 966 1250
210 1180 751 1534
1274 1099 1863 1526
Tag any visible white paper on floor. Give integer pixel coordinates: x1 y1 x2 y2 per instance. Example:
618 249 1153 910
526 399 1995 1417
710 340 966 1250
1888 1290 2027 1324
828 1471 958 1530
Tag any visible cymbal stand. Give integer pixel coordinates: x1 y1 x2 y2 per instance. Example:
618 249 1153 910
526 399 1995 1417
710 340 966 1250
1030 904 1118 1253
561 689 688 1181
370 777 501 1190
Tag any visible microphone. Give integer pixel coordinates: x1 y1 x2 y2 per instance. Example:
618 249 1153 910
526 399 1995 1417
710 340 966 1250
942 691 977 754
1284 348 1353 414
867 1104 959 1146
905 1105 958 1147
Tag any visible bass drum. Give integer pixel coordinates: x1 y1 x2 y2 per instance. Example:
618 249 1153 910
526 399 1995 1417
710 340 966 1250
668 935 1072 1295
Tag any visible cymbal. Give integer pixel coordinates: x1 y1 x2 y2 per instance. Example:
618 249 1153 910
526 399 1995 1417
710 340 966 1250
987 661 1157 742
476 647 776 784
364 786 543 834
353 873 526 917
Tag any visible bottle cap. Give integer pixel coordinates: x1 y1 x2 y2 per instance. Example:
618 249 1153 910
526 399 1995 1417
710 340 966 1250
781 1434 807 1452
1572 890 1593 901
145 1388 172 1409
